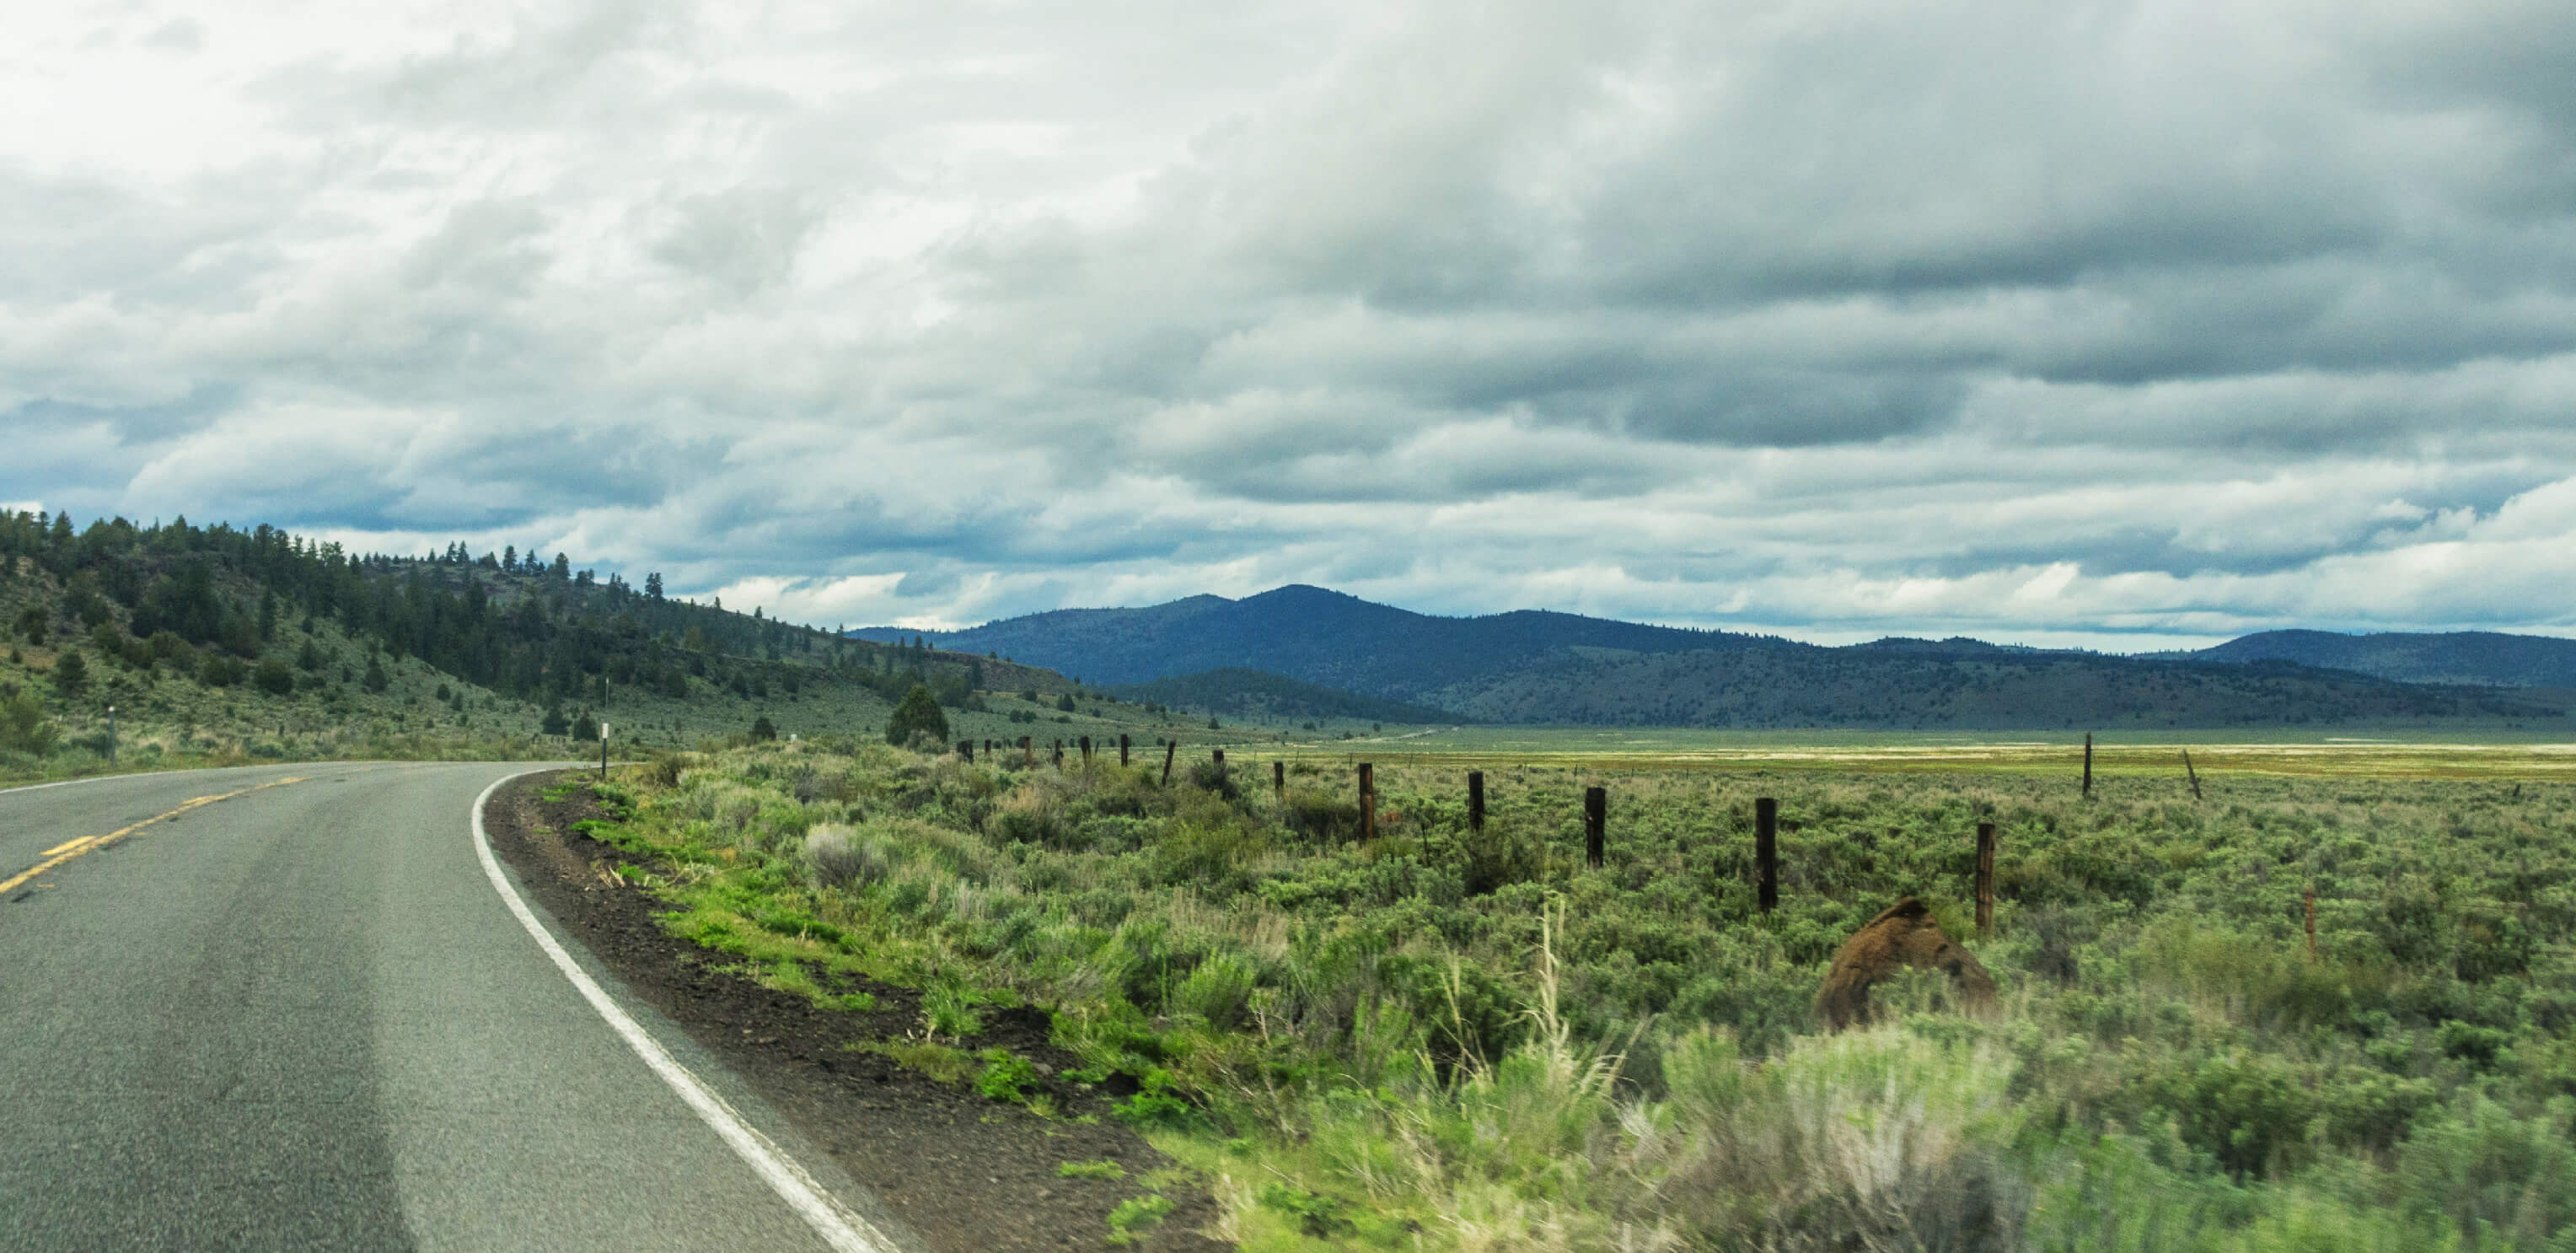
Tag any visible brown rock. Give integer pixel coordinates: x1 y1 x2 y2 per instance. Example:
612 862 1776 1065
1814 897 1997 1031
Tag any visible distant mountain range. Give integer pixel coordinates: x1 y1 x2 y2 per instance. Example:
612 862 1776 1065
856 587 2573 729
2165 630 2576 689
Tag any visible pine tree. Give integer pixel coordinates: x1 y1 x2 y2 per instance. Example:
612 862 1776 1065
52 649 89 698
885 684 949 748
646 572 663 600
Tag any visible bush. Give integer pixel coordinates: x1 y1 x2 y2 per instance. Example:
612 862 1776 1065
197 653 245 687
0 686 58 756
252 658 295 696
805 824 885 889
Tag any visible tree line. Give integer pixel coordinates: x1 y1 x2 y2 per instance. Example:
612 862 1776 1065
1 510 985 713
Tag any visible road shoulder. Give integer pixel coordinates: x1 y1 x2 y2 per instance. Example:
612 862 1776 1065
481 770 1229 1253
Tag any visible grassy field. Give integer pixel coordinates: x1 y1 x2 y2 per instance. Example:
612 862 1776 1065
564 732 2576 1250
1223 723 2576 781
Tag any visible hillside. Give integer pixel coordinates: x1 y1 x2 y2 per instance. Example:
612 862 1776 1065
1441 644 2555 730
0 510 1336 782
2182 629 2576 688
860 588 2571 730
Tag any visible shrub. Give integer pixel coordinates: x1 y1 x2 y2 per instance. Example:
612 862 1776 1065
804 824 885 890
0 686 59 756
252 658 295 696
197 653 245 687
1172 952 1258 1030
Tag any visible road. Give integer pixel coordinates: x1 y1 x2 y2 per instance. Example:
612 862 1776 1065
0 762 915 1251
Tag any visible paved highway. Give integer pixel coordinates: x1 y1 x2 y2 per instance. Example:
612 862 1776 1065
0 762 914 1251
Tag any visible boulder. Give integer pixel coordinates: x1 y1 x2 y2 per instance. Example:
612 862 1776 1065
1814 897 1997 1030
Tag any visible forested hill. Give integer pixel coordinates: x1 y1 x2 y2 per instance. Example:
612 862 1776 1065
857 587 2570 730
2180 629 2576 689
0 510 1085 763
852 583 1788 690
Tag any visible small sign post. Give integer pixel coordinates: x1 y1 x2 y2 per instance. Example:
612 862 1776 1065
599 722 609 779
106 705 116 766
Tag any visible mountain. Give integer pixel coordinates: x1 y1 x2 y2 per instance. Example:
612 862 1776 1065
857 589 2568 730
2180 629 2576 689
851 583 1783 690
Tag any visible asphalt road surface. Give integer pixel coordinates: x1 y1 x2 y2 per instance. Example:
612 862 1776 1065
0 762 915 1251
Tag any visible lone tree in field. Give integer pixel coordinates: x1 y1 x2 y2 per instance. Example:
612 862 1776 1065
886 683 949 748
749 714 778 742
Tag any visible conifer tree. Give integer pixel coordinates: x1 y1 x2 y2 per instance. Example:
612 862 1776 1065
885 683 948 747
52 649 88 698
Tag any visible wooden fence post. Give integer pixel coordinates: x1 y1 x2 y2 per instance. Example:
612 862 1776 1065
2182 750 2203 801
2082 734 2095 799
1468 771 1484 833
1119 733 1130 766
1053 740 1063 770
1080 734 1092 763
1020 735 1033 766
1273 760 1285 795
1162 739 1177 786
1975 821 1996 935
1212 747 1226 787
1584 787 1606 868
958 739 974 763
1358 763 1376 840
1755 797 1779 913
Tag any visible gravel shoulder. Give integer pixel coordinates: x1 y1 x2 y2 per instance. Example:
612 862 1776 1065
482 770 1230 1253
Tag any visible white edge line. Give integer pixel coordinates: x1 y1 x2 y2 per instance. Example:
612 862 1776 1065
470 771 896 1253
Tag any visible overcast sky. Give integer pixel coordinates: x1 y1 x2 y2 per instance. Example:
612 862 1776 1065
7 1 2575 648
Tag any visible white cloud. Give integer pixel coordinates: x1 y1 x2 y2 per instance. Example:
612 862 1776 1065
3 0 2573 647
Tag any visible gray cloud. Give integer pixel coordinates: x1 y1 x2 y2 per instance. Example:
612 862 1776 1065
4 0 2574 644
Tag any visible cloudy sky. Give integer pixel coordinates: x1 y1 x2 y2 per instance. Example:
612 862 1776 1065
7 0 2575 648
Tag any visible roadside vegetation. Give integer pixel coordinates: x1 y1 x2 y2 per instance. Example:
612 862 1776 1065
577 737 2576 1250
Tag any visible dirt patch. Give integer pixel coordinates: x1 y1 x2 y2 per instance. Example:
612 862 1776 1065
483 771 1228 1253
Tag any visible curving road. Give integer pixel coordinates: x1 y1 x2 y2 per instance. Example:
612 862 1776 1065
0 762 915 1252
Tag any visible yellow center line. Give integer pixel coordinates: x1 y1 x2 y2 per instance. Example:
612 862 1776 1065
1 777 307 895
